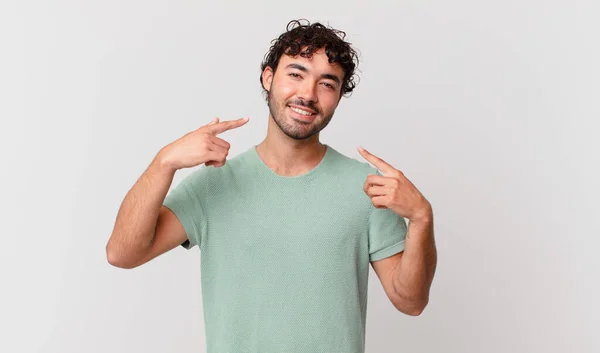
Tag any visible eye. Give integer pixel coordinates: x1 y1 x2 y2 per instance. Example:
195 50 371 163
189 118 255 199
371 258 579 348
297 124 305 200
322 82 335 90
289 73 301 78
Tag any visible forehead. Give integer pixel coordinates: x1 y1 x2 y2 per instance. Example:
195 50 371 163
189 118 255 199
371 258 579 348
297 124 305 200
278 47 344 76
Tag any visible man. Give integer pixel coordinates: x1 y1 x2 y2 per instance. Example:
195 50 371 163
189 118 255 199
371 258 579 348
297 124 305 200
106 19 437 353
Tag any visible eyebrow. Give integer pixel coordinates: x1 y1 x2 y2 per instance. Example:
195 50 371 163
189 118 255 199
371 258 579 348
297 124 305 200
284 63 342 86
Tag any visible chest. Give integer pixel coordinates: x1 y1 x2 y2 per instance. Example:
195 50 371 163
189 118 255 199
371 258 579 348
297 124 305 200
204 181 371 263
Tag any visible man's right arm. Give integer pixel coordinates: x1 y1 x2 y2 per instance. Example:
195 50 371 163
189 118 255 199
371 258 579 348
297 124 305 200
105 116 249 269
105 152 187 269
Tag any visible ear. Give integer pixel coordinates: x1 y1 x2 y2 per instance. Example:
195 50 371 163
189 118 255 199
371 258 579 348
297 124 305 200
261 66 274 92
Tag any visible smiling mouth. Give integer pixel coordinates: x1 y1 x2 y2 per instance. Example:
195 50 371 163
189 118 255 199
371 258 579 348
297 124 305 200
288 105 317 117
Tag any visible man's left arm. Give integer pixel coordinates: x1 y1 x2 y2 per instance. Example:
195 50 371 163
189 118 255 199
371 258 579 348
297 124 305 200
359 146 437 316
391 210 437 315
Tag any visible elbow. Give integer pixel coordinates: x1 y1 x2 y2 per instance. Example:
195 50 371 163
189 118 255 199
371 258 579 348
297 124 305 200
393 297 429 316
106 242 136 269
404 303 426 316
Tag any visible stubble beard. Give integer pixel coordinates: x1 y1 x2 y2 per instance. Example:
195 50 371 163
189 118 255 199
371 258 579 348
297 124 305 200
267 89 335 140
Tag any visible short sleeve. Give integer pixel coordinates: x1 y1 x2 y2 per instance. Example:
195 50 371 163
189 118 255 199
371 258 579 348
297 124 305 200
367 173 408 261
163 172 207 250
368 206 407 261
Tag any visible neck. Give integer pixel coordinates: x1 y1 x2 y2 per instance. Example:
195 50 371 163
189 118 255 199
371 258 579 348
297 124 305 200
255 115 327 176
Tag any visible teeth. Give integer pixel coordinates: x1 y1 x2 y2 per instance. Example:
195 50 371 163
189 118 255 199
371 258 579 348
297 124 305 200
290 106 314 116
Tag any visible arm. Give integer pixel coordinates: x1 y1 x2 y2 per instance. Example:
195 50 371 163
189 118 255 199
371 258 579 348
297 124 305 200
371 210 436 316
358 146 436 316
105 151 187 269
392 213 436 314
105 117 249 269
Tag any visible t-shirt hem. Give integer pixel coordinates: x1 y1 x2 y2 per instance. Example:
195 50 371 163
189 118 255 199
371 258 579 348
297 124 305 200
369 240 406 261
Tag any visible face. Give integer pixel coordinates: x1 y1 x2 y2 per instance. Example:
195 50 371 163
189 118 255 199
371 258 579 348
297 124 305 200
262 48 344 140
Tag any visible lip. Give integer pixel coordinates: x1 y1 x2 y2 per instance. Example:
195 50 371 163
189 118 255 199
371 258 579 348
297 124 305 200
288 104 317 115
287 105 317 122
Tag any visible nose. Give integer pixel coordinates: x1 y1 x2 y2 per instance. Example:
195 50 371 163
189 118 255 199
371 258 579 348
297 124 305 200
297 80 318 103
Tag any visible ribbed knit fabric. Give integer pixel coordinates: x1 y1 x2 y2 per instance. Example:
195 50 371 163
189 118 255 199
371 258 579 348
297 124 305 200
163 144 407 353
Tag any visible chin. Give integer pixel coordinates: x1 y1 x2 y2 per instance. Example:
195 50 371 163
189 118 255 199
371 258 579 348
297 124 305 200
269 101 331 139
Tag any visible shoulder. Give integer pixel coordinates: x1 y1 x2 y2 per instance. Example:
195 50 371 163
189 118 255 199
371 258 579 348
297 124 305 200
184 147 253 190
327 145 378 178
175 147 245 184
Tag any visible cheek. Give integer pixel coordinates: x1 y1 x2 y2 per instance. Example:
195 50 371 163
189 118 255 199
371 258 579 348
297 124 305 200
278 83 297 101
320 94 339 112
271 78 296 97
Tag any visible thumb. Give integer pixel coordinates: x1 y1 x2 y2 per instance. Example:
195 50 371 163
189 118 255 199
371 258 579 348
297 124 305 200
207 117 219 126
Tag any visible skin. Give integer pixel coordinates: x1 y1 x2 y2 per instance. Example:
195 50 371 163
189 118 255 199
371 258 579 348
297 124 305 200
256 47 344 176
359 147 437 316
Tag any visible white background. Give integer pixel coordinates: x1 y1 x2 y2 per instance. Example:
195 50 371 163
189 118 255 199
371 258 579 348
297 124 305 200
1 1 598 352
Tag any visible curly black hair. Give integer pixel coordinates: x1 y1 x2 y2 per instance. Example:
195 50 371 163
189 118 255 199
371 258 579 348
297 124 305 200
260 19 360 99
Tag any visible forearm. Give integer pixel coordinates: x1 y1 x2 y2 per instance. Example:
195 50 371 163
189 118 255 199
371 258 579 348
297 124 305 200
392 214 437 314
106 150 177 266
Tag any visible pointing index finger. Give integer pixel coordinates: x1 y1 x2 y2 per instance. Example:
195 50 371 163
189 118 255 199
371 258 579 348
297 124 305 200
209 117 249 135
358 146 396 176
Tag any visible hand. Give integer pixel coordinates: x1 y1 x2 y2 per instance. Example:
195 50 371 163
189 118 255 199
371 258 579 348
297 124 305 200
358 146 432 222
159 117 249 170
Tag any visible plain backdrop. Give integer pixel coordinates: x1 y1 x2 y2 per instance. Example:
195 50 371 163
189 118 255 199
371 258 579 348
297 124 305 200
1 1 598 352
